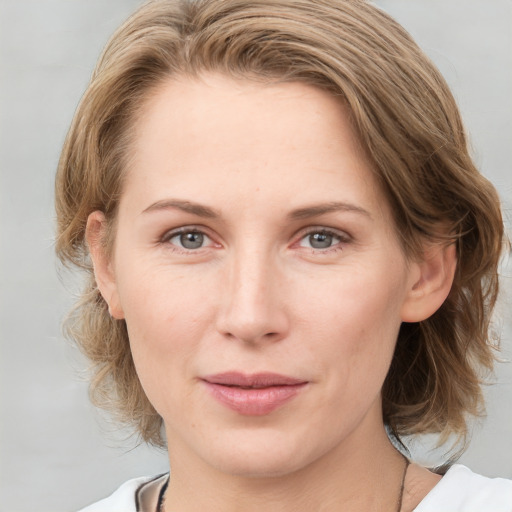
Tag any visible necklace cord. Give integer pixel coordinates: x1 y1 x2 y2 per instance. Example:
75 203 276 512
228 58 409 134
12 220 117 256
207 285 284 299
396 455 410 512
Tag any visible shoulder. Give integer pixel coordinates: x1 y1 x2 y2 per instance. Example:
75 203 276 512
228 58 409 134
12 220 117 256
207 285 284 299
414 464 512 512
77 473 169 512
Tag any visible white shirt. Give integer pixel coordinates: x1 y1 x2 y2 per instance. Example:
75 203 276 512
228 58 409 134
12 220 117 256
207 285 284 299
78 464 512 511
413 464 512 511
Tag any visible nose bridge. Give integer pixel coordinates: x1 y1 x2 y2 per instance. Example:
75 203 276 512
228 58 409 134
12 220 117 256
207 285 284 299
217 242 288 343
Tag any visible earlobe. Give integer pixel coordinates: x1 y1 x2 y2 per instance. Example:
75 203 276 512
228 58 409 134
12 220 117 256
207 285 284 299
400 242 457 323
85 211 125 319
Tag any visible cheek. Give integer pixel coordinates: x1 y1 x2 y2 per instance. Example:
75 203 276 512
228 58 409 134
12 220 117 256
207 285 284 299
115 264 213 387
298 260 406 337
117 258 208 332
298 262 407 386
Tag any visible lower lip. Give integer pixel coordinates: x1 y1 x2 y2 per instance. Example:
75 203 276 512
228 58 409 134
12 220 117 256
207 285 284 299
203 382 307 416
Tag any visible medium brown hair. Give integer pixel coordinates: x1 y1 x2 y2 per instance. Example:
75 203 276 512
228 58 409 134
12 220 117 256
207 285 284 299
56 0 504 448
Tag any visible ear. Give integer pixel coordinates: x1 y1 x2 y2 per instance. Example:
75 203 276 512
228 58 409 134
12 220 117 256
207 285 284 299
400 241 457 323
85 211 125 319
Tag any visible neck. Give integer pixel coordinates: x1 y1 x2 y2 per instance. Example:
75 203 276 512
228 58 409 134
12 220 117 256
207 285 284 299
163 415 407 512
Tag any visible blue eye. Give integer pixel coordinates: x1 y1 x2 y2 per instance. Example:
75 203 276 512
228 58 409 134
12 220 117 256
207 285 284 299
299 230 344 250
167 230 209 250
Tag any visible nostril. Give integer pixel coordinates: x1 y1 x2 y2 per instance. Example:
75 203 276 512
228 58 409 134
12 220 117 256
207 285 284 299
221 329 285 344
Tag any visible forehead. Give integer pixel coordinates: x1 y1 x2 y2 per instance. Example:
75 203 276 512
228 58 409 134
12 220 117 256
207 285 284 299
123 73 390 224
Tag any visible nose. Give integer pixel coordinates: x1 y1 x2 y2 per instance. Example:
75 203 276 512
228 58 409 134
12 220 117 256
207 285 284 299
215 249 290 345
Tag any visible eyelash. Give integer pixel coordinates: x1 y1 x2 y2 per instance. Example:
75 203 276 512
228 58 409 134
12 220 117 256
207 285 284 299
160 226 216 252
159 226 351 254
295 227 351 254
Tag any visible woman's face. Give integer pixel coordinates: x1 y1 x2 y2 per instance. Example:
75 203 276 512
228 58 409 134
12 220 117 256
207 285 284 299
96 74 423 477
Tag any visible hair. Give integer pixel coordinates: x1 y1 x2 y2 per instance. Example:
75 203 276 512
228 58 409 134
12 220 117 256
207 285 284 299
56 0 504 449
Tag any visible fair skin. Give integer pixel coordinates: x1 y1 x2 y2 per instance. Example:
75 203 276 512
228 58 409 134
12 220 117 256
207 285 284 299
87 74 455 511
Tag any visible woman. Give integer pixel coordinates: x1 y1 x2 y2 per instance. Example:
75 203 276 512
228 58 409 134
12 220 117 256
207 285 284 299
55 0 511 510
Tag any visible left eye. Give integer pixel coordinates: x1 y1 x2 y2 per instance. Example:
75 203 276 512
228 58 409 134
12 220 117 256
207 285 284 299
299 230 343 250
167 230 210 250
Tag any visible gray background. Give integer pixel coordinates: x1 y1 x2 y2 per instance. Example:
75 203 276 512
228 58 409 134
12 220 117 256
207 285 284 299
0 1 510 511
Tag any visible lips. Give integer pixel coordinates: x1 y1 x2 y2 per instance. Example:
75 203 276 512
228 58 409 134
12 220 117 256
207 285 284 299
202 372 308 416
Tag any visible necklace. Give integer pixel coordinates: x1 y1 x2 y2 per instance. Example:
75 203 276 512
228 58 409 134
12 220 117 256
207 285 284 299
396 454 410 512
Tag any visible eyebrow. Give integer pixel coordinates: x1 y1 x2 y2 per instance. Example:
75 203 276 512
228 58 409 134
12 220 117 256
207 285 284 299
142 198 371 220
142 199 220 218
288 202 372 220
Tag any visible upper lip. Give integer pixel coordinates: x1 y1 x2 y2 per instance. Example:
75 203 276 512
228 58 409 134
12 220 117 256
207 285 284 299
202 372 307 388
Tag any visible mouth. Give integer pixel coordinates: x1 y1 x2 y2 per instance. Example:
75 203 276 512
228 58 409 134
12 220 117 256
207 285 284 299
201 372 308 416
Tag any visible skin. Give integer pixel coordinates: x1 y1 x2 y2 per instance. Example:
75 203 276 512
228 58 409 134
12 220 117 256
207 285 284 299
88 74 455 511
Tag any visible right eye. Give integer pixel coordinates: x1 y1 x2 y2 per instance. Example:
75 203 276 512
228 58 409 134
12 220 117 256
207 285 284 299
163 229 215 251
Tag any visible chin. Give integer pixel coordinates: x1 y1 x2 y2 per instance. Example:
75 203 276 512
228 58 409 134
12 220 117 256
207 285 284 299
194 428 327 479
213 452 307 479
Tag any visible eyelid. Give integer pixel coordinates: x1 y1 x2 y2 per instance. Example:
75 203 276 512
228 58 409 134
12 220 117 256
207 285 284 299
160 225 220 250
161 225 205 241
292 226 353 252
296 226 352 241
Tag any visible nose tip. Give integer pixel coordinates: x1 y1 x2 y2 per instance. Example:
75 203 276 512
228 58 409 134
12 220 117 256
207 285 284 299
215 262 289 345
217 296 289 344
